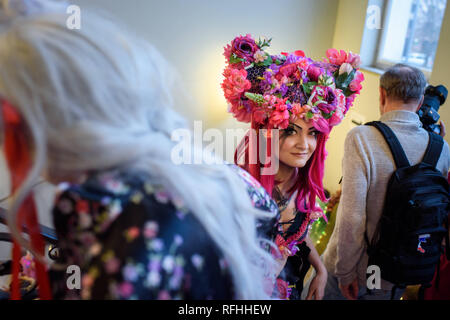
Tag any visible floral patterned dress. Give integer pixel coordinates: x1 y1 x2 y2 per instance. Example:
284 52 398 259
49 165 278 300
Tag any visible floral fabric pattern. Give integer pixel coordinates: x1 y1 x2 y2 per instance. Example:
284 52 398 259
50 166 278 300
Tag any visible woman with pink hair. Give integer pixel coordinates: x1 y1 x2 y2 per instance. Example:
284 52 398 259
222 35 364 299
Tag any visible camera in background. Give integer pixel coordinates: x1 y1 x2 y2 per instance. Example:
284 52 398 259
417 85 448 135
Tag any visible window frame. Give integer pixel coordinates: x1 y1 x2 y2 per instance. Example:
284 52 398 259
366 0 446 78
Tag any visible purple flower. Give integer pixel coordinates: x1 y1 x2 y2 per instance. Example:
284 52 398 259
326 88 337 106
285 53 303 64
123 264 139 282
191 254 204 271
174 234 183 246
317 102 336 114
279 84 289 96
148 258 161 272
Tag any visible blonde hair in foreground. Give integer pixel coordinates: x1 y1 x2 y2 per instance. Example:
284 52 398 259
0 0 277 299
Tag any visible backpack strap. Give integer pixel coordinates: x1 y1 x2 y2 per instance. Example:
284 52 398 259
366 121 410 168
445 214 450 261
422 131 444 168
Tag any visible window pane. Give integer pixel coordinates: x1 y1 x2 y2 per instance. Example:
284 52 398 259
379 0 447 71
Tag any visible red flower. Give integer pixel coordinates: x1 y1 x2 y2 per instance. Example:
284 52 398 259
229 101 252 123
222 67 251 103
269 100 290 129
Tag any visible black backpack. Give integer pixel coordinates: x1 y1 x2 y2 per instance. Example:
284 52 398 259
365 121 450 298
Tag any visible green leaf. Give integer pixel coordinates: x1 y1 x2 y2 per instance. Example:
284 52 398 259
302 81 317 96
244 92 265 105
306 111 314 119
229 53 244 64
335 69 356 90
322 110 335 119
260 56 273 67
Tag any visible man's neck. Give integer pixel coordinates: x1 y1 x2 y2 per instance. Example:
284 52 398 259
382 101 419 114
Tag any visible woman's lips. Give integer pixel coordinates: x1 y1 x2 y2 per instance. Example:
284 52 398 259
291 152 309 157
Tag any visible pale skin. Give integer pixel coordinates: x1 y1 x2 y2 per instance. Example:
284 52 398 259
274 117 328 300
338 87 448 300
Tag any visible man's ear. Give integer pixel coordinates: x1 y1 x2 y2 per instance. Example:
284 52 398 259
379 87 386 113
416 95 424 112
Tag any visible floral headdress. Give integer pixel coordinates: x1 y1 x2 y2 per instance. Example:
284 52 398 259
222 34 364 133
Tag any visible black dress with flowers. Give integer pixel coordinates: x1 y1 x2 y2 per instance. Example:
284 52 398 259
49 166 278 300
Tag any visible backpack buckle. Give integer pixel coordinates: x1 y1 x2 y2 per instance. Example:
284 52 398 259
417 234 430 254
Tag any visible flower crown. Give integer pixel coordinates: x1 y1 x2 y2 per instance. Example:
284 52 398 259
222 34 364 132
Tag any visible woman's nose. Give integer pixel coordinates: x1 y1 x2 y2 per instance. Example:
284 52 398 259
295 132 309 150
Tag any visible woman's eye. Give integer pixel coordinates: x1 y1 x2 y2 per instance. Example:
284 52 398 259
284 128 297 136
309 131 319 137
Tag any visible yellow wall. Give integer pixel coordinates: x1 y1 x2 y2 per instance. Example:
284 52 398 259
323 0 450 193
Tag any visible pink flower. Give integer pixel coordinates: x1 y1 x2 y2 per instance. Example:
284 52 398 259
157 290 171 300
346 51 361 69
290 103 306 119
329 90 346 126
144 221 159 239
326 48 348 65
349 71 365 93
307 64 322 82
105 257 121 274
222 67 251 103
118 282 134 299
313 116 331 134
276 279 292 300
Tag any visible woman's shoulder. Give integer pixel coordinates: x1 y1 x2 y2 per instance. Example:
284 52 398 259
53 169 206 235
227 163 278 214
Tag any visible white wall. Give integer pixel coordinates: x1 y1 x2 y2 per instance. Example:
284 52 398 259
72 0 339 127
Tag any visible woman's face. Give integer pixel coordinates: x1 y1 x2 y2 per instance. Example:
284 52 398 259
278 117 319 169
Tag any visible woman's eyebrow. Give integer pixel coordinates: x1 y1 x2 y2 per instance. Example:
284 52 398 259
291 123 316 131
291 123 303 131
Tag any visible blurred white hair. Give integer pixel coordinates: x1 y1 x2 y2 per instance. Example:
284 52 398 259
0 0 276 299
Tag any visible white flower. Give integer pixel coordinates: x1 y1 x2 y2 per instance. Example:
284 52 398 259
162 256 175 273
254 50 266 63
191 254 204 271
339 62 353 75
146 271 161 288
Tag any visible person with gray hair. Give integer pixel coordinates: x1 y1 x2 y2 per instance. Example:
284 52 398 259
302 63 450 300
0 0 279 299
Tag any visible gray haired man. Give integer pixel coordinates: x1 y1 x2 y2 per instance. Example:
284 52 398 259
305 64 450 300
